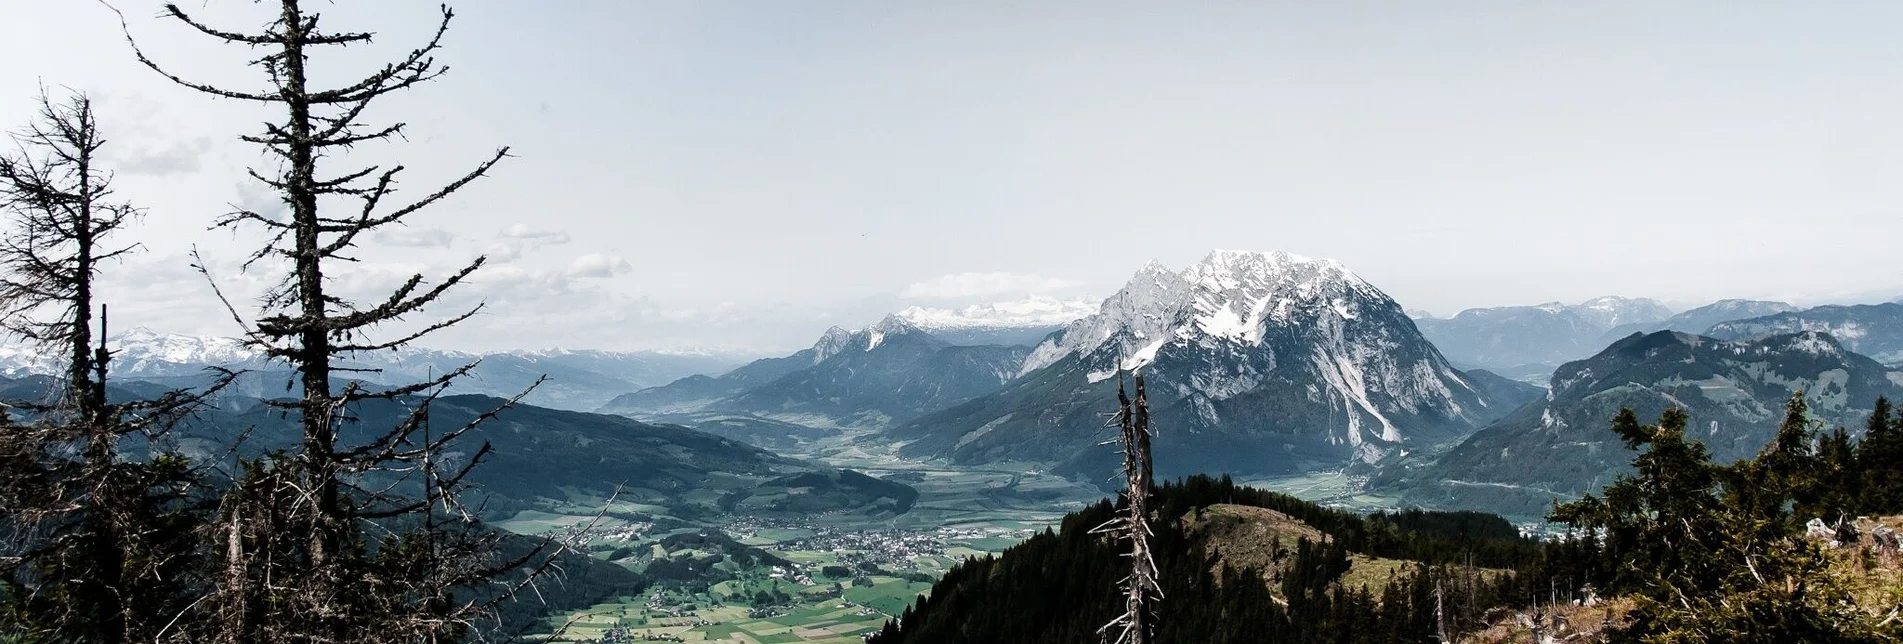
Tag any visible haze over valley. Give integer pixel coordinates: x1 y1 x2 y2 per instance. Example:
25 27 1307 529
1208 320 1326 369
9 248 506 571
7 2 1903 642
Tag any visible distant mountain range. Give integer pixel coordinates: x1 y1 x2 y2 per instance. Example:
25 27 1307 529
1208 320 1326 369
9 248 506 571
1374 330 1903 517
50 256 1902 523
895 297 1090 346
601 316 1028 435
141 392 917 519
1412 297 1675 379
1707 302 1903 364
881 250 1524 480
0 327 746 411
1599 299 1798 339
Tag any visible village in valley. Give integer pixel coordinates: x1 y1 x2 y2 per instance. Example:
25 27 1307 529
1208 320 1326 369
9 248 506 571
511 505 1043 643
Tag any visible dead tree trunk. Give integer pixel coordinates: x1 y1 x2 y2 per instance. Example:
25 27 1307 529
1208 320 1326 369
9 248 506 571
0 88 137 642
128 1 550 640
1095 374 1159 644
0 87 227 643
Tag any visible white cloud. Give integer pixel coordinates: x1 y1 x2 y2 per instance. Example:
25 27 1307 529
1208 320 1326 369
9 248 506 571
899 272 1079 300
897 295 1098 329
487 224 573 262
565 253 633 279
498 224 571 243
114 136 214 177
373 226 457 248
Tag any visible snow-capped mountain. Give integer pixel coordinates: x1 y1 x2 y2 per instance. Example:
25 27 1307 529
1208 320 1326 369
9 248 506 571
1413 296 1675 379
601 316 1029 431
895 296 1094 346
1572 296 1675 329
884 250 1515 479
0 328 743 411
1377 330 1903 517
1706 303 1903 364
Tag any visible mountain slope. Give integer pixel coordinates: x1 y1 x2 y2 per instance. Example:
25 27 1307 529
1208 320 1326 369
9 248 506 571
601 317 1028 432
596 341 832 415
1378 330 1903 517
868 475 1542 644
1706 303 1903 364
887 250 1509 480
708 316 1027 428
1414 297 1673 375
1596 299 1797 343
1460 369 1546 413
0 327 741 411
158 394 917 519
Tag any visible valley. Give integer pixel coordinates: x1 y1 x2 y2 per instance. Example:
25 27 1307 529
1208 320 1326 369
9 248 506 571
484 425 1103 642
7 3 1901 640
8 248 1903 641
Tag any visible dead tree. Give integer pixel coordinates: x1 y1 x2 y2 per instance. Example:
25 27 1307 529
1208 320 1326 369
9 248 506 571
1094 374 1159 644
0 89 134 418
0 88 228 643
127 2 549 641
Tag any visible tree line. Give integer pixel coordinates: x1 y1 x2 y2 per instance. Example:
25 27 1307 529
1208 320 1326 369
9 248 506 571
1550 393 1903 641
874 392 1903 643
0 2 586 641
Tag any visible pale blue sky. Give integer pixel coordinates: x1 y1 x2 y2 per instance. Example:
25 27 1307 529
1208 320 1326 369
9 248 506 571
1 1 1900 351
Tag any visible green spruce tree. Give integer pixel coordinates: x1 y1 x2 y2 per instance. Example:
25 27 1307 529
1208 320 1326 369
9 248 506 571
1859 397 1902 514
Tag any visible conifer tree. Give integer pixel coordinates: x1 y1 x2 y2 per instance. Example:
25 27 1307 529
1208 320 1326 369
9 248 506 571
1858 397 1902 514
127 2 546 640
0 88 220 643
1554 398 1896 642
1727 393 1820 537
1808 425 1860 522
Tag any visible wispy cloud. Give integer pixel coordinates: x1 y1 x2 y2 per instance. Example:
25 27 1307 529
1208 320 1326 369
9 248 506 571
373 226 457 248
498 224 571 242
900 272 1078 300
897 295 1097 329
488 224 572 262
566 253 633 279
113 136 214 177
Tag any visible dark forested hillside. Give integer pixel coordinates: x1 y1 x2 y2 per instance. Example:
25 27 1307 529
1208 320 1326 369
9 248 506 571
156 394 917 519
870 476 1583 644
1380 330 1903 516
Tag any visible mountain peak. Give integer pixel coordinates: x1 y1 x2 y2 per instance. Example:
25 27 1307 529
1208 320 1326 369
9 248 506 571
865 314 923 350
811 326 855 363
1022 249 1395 375
870 313 918 334
1186 249 1368 297
897 250 1499 475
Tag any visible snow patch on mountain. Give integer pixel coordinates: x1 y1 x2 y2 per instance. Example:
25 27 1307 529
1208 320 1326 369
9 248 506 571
997 250 1486 460
1020 260 1190 376
896 296 1097 330
811 327 854 363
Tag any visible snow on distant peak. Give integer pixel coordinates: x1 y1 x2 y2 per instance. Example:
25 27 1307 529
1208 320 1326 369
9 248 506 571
1019 250 1387 375
811 326 854 363
1577 296 1673 327
1782 331 1843 357
110 327 258 366
808 316 928 359
865 314 920 350
1019 256 1192 376
896 296 1097 331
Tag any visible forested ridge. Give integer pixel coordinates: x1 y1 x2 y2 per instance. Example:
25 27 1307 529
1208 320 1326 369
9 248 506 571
875 394 1903 643
869 475 1579 643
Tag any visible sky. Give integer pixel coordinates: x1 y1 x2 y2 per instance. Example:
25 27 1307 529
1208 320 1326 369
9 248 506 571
1 1 1901 353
